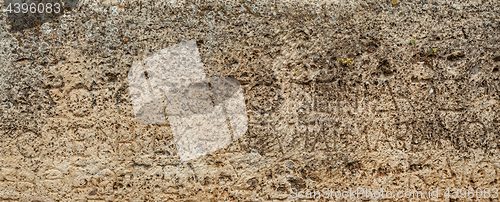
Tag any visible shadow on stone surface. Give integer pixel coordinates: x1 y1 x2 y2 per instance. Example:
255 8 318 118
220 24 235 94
4 0 78 32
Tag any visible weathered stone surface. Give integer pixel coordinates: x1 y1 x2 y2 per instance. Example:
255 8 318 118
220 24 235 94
0 0 499 200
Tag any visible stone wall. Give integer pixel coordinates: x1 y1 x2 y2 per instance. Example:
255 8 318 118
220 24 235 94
0 0 499 200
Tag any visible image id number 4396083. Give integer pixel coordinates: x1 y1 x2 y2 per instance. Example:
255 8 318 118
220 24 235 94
5 3 61 14
444 188 498 199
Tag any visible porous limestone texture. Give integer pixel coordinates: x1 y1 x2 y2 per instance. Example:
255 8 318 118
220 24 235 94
0 0 499 201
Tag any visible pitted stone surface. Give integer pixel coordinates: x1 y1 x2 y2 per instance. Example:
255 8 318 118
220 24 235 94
0 0 499 201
